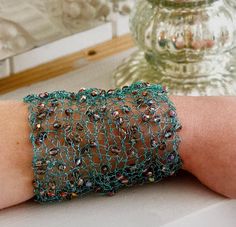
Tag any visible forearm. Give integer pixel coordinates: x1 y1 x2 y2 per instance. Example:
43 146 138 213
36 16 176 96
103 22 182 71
0 96 235 209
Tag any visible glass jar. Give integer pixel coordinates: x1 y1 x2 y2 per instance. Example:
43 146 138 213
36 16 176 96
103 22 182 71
113 0 236 95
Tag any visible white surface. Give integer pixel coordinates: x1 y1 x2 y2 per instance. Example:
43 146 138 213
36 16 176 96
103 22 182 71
12 23 112 73
0 58 10 78
0 48 235 226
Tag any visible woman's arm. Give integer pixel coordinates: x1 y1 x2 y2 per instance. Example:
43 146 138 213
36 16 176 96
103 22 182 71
0 96 235 209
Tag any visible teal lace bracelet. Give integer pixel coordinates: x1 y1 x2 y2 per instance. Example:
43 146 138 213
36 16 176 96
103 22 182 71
23 82 183 203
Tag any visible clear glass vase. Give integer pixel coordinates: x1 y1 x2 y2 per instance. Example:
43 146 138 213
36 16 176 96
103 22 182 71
113 0 236 95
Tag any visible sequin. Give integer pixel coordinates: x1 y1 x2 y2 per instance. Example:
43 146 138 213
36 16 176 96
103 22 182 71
112 110 119 117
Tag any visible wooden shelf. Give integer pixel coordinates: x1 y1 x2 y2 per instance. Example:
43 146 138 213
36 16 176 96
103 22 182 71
0 34 134 95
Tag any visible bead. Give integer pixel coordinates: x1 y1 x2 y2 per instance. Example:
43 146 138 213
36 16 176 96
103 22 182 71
76 122 84 131
142 91 148 96
64 124 72 132
132 90 138 95
58 164 66 171
122 105 131 114
165 131 172 138
70 92 77 100
147 99 154 106
112 110 119 117
60 192 68 198
78 178 84 186
169 110 176 117
85 181 92 187
142 114 151 122
49 182 56 190
130 125 138 133
39 92 49 99
48 107 55 116
51 99 59 107
89 140 97 148
80 95 87 102
101 165 109 174
121 178 129 184
116 173 125 181
35 160 43 167
111 145 121 155
136 98 143 105
35 123 41 130
116 117 124 126
150 139 158 148
49 147 59 156
148 177 155 182
158 142 166 150
53 121 61 129
107 89 115 95
168 153 175 162
75 158 82 166
39 131 47 141
153 115 161 123
93 113 101 121
91 90 98 97
72 192 78 197
79 88 86 92
37 112 46 120
65 108 73 116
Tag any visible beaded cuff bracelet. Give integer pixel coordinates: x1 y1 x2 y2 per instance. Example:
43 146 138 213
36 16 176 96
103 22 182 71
23 82 183 203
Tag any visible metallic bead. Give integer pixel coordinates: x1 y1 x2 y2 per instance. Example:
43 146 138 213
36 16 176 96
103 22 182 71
91 90 98 97
85 181 92 187
116 173 125 181
101 165 109 174
53 121 61 129
78 178 84 186
75 158 82 166
147 99 154 106
142 91 148 96
60 192 68 198
76 122 84 131
158 142 166 150
39 131 47 141
168 153 176 162
37 112 46 120
47 192 55 197
148 177 155 182
153 115 161 123
165 131 172 138
100 105 107 113
116 117 124 126
51 99 59 107
39 92 49 99
35 123 41 130
111 145 121 155
72 192 78 197
112 110 119 117
58 164 66 171
122 85 129 90
150 139 158 148
169 110 176 117
65 108 73 116
37 103 45 111
64 124 72 132
93 113 101 121
136 98 143 105
89 140 97 148
49 147 59 156
79 88 86 92
132 90 138 95
121 178 129 184
122 105 131 114
80 95 87 102
48 107 55 116
70 92 77 100
107 89 115 95
81 146 89 154
49 182 56 190
35 160 43 167
142 114 151 122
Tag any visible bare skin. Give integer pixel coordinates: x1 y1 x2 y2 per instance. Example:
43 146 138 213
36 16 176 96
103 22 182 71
0 96 235 210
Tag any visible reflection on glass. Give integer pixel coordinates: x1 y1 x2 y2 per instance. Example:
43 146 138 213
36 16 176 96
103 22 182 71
113 0 236 95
